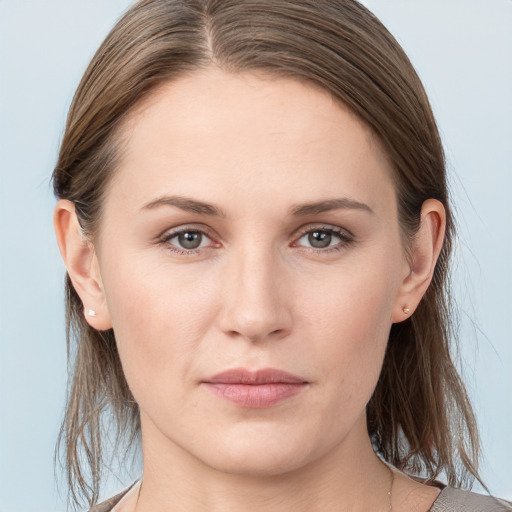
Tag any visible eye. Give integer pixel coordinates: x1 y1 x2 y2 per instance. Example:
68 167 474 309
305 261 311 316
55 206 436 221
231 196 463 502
160 228 215 253
294 226 353 252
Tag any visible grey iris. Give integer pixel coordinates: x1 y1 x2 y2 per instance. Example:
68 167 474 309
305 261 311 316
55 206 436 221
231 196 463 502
308 231 331 248
179 231 202 249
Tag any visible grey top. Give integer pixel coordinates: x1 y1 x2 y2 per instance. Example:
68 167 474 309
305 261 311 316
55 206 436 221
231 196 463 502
90 483 512 512
430 487 511 512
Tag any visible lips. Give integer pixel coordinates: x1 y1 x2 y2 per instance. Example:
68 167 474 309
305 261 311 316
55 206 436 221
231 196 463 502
202 368 308 408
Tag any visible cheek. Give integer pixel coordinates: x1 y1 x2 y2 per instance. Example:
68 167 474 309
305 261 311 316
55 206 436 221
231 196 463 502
99 252 222 401
296 255 400 406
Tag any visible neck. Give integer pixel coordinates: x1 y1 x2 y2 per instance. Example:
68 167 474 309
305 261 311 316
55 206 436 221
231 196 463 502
135 414 392 512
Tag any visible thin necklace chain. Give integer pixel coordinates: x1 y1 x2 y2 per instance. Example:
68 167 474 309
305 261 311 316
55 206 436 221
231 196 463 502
387 464 395 512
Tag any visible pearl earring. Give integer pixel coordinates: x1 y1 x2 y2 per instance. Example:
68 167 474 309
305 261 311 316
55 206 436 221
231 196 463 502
88 309 96 317
402 306 410 314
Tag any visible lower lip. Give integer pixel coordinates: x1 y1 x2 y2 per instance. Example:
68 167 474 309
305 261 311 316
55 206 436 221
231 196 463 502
203 382 307 408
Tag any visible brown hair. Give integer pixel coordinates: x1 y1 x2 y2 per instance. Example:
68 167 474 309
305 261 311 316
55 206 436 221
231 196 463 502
52 0 481 508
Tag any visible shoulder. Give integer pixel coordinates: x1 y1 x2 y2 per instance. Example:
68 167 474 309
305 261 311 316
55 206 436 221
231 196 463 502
88 481 139 512
430 487 512 512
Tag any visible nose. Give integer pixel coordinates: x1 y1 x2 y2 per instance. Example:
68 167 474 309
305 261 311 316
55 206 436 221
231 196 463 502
217 248 293 343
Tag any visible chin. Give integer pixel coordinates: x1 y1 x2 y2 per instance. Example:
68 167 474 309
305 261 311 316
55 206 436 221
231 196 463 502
184 422 335 478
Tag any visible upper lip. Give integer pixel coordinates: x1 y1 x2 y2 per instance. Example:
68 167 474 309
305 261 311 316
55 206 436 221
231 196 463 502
204 368 307 384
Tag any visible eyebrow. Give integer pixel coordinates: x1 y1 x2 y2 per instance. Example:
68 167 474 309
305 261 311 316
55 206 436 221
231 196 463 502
289 198 374 216
141 195 373 217
141 195 226 217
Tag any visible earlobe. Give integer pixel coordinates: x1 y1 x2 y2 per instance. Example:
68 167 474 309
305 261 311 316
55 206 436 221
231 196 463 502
53 199 112 330
392 199 446 323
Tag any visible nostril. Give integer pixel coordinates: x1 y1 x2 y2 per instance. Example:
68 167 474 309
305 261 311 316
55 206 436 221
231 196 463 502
224 325 288 343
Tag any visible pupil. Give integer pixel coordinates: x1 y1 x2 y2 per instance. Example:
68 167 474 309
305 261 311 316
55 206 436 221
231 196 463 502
309 231 331 248
179 231 201 249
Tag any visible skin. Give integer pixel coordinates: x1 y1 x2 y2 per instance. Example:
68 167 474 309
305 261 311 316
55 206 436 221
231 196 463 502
55 68 445 512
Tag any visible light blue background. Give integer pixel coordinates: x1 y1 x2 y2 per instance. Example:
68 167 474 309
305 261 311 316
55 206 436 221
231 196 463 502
0 1 510 510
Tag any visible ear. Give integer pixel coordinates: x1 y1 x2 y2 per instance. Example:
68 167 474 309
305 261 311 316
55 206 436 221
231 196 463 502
53 199 113 330
392 199 446 323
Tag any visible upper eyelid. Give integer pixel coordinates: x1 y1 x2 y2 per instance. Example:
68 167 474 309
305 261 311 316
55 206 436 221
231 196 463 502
294 224 354 239
159 224 216 240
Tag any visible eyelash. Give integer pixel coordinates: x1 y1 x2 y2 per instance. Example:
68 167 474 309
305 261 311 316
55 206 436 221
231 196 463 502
158 225 355 256
158 226 218 256
293 225 355 254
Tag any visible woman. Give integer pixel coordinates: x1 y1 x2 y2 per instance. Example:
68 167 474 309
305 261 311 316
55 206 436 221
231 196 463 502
52 1 511 511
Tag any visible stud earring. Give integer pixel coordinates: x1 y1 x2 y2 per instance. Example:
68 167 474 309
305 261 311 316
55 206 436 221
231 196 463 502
88 309 96 317
402 306 410 315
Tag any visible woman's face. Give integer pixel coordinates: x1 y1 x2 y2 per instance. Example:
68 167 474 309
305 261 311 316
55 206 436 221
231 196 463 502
93 68 411 475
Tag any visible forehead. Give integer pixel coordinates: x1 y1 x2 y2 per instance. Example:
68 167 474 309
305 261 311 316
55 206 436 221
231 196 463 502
123 67 378 156
109 67 395 215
